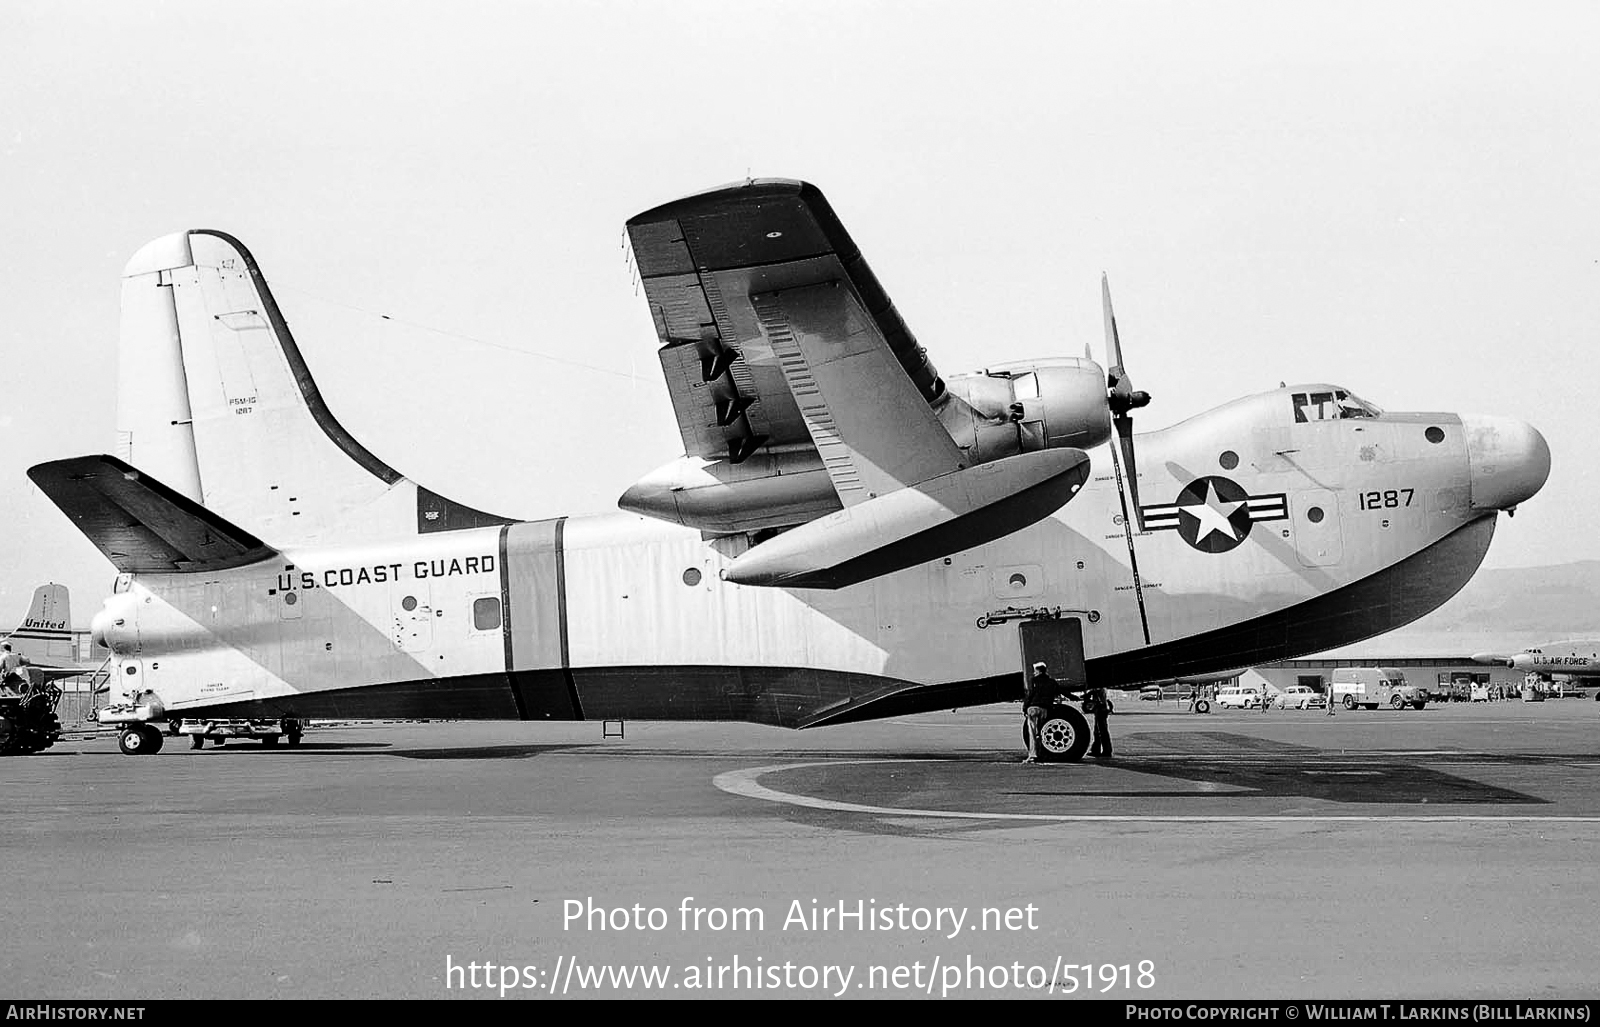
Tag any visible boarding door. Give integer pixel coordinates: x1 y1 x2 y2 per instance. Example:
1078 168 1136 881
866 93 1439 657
1018 618 1087 697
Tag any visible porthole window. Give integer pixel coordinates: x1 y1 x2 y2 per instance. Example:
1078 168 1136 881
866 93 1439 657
1425 426 1445 444
473 597 502 631
1307 507 1325 524
284 592 298 606
1219 450 1239 470
401 595 418 612
682 567 702 586
1008 573 1027 589
125 665 137 675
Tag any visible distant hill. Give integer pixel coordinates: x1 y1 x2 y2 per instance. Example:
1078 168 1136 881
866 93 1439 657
1313 560 1600 659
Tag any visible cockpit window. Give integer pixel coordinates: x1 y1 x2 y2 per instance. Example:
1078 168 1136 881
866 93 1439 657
1292 388 1381 422
1336 390 1382 418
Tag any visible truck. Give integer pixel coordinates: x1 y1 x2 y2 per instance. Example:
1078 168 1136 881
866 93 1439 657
1331 667 1428 710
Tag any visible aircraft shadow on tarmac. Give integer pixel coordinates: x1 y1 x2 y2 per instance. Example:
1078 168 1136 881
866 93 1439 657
1005 763 1544 805
381 743 595 760
183 741 592 759
1002 732 1547 805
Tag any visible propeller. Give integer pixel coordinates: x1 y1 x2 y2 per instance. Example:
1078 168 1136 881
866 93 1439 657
1102 273 1151 520
1101 274 1153 645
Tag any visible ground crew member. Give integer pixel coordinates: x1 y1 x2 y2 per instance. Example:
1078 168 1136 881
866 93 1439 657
1022 661 1061 763
0 642 30 696
1084 684 1113 758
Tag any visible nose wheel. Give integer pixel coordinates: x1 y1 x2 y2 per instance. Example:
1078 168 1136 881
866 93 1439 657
118 724 165 755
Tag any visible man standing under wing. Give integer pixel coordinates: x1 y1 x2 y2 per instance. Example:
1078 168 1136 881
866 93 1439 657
1023 661 1062 763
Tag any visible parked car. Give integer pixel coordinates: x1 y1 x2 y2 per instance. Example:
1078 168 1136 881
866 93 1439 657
1216 684 1268 709
1273 685 1327 709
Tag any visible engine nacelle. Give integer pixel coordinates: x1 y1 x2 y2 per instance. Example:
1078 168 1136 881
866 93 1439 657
618 356 1112 535
939 357 1112 465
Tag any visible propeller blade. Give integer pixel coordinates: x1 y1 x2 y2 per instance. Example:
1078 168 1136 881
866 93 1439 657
1100 272 1152 646
1115 413 1141 518
1102 273 1128 397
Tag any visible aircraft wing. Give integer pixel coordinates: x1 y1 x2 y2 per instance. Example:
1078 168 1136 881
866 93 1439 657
627 179 964 506
28 454 277 573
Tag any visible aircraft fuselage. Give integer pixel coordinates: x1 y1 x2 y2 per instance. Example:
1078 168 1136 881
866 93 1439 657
93 383 1534 728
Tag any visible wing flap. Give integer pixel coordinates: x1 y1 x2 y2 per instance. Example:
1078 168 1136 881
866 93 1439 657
750 283 963 504
28 454 277 573
627 179 952 500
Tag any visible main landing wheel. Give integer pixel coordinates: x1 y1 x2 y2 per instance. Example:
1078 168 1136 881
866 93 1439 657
118 724 164 756
1028 704 1091 763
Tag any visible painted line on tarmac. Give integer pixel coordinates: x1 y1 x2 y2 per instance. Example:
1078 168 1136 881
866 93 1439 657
712 761 1600 823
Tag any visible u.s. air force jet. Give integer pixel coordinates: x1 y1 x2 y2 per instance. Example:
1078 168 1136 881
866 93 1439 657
29 180 1551 758
1474 642 1600 684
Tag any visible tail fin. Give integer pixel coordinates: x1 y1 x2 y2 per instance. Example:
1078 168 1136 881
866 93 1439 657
5 585 74 664
117 231 510 543
27 454 277 573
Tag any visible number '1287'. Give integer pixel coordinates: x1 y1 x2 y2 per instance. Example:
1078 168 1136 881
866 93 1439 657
1359 489 1413 510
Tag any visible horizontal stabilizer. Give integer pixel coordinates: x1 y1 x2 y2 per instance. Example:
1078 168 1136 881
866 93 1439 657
28 455 276 573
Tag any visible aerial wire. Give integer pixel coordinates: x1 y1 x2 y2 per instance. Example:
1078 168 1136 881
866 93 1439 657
273 281 643 383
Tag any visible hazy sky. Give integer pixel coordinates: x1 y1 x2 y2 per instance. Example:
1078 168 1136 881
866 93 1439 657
3 1 1596 627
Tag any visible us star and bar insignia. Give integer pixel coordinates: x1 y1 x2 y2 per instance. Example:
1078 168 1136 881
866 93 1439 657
1140 476 1288 553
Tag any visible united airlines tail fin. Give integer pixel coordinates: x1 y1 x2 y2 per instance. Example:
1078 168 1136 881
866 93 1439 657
116 231 510 544
5 584 74 665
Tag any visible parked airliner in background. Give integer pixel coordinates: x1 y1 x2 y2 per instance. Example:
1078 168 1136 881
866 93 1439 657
29 179 1551 759
0 584 96 756
1474 642 1600 682
2 584 94 684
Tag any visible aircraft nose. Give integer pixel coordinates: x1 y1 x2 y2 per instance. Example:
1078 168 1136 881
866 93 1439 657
1461 416 1550 513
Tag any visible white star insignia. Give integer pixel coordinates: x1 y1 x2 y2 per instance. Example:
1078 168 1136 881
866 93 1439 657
1179 480 1247 545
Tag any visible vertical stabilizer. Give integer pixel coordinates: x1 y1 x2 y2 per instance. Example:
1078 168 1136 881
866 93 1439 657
5 584 74 665
119 234 204 503
117 230 511 543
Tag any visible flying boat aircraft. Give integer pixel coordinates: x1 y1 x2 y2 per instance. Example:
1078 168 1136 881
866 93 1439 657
28 179 1551 759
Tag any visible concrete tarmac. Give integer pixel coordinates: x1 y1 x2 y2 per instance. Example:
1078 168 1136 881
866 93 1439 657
4 699 1599 1000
